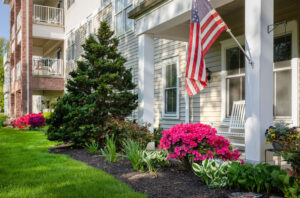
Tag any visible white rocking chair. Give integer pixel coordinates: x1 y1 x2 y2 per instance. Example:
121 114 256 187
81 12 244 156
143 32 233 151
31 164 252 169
218 100 245 147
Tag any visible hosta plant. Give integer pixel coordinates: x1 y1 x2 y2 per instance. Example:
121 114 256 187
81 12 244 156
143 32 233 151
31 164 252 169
159 123 240 168
192 159 230 188
141 150 170 173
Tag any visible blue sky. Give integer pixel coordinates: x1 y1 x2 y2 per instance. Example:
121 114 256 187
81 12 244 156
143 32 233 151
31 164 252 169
0 3 10 40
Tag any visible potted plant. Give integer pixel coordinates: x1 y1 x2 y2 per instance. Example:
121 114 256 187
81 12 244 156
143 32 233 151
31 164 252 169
265 122 293 151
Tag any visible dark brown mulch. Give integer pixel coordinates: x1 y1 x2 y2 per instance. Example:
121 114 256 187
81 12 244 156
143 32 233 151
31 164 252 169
50 147 232 198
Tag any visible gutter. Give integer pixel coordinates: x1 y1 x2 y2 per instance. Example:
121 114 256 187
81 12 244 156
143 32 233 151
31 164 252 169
26 0 29 114
128 0 167 19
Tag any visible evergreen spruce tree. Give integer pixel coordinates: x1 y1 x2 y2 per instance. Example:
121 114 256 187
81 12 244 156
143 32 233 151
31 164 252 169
47 21 138 145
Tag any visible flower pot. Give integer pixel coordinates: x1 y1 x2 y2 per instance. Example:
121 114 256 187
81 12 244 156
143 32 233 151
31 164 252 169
272 142 282 151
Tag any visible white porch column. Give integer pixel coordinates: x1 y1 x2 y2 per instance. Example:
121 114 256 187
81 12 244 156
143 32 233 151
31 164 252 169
245 0 274 163
138 33 154 131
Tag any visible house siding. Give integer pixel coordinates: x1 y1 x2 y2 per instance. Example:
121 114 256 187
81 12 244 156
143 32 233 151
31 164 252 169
63 1 300 131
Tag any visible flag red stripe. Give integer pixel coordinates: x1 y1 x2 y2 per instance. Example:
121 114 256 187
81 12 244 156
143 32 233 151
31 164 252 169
201 12 219 33
203 25 227 55
198 54 205 81
190 24 201 81
186 23 195 78
201 18 225 46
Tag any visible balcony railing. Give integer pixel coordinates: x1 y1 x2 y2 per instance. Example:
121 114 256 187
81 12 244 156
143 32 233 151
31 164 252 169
33 5 64 26
17 30 22 45
11 24 15 40
3 65 10 93
11 40 15 54
17 11 22 30
32 57 63 77
3 53 9 64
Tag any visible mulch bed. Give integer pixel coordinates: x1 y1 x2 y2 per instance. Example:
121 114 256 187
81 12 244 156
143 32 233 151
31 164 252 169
50 148 280 198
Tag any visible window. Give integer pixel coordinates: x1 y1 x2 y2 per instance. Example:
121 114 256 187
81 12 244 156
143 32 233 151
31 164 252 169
224 34 293 119
67 32 75 61
273 34 292 117
162 57 179 119
225 46 245 117
115 0 134 35
67 0 75 9
86 19 93 37
101 0 111 6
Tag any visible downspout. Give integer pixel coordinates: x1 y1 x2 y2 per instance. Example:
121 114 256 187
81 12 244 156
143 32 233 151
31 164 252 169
185 43 190 123
26 0 30 114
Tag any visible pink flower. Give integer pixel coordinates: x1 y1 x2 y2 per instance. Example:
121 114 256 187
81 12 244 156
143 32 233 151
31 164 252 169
158 122 241 162
241 160 244 165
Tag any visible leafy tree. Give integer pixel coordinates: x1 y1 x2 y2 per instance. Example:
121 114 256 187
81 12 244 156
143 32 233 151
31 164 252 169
47 21 138 146
0 38 9 112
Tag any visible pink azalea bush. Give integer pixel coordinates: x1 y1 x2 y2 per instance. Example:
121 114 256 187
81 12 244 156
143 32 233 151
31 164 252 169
159 123 240 164
14 113 45 129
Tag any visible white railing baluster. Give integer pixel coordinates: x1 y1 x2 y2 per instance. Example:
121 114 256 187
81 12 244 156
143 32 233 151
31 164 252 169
32 57 63 77
33 5 64 26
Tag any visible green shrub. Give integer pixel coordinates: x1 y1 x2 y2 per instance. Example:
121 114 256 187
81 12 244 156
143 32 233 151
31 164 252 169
46 21 137 146
153 126 163 147
42 112 52 121
0 115 8 127
85 142 99 154
101 118 152 149
141 150 170 173
101 135 118 162
122 140 143 171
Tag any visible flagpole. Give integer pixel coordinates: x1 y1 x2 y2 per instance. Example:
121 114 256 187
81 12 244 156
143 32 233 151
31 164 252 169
226 29 254 66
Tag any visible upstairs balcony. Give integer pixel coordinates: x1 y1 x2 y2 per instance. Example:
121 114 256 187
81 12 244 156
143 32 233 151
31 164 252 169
3 53 9 64
3 64 10 94
32 5 64 40
32 57 63 78
33 5 64 26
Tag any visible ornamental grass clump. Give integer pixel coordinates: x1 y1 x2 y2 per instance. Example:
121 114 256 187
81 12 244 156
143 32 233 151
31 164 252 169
159 123 240 168
101 135 118 162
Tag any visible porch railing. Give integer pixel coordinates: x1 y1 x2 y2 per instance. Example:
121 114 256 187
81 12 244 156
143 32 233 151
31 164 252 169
33 5 64 26
32 57 63 77
11 24 15 40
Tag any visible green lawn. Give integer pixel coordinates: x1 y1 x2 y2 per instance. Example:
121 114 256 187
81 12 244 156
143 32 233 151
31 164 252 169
0 128 146 198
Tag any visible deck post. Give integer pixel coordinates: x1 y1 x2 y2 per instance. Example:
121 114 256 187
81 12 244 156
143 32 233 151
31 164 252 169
138 33 154 132
245 0 274 163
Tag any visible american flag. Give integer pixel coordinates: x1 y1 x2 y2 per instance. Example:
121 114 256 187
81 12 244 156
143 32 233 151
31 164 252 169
186 0 227 96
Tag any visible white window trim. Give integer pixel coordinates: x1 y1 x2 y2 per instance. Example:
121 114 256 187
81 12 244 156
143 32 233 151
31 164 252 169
114 0 134 37
220 20 298 126
85 17 93 38
162 56 180 119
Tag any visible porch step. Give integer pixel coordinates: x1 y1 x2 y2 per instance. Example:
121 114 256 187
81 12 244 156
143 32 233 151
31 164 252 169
231 143 245 147
217 131 245 137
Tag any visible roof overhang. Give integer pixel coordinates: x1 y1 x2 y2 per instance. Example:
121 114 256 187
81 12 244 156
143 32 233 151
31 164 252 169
128 0 167 19
3 0 10 4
